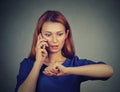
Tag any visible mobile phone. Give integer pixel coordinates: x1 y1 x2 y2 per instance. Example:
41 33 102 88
39 34 46 49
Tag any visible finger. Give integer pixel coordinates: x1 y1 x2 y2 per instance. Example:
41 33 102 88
51 67 59 74
49 67 59 75
43 70 50 75
39 33 47 41
36 40 48 49
41 41 49 48
36 34 47 46
36 38 47 47
43 69 49 74
41 48 48 57
39 33 43 39
45 67 55 73
56 73 62 76
43 69 56 76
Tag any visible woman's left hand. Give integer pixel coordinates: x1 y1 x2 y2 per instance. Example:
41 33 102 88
43 62 68 76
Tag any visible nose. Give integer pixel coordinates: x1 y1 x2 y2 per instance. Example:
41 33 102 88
52 35 58 43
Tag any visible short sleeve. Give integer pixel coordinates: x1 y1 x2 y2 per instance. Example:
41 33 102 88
73 56 106 66
72 56 109 81
15 58 34 92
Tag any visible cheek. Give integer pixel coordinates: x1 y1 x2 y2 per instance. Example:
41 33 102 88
46 39 52 44
59 38 66 45
44 37 52 44
46 36 66 45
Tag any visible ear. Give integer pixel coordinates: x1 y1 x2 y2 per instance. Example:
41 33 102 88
65 30 69 39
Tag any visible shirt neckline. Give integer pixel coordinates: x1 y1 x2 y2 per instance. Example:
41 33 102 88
42 58 68 67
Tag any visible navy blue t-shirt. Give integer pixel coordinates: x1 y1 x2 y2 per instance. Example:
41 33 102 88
15 56 108 92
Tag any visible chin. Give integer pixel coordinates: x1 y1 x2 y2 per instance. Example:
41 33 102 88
49 49 61 53
50 50 59 53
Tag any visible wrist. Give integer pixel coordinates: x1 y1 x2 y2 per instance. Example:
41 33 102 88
65 67 73 75
34 60 43 68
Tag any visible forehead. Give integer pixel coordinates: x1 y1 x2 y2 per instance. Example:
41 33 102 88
42 22 65 32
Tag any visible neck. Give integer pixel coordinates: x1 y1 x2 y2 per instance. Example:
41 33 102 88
47 51 66 63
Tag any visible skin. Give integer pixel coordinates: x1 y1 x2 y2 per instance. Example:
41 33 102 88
18 22 114 92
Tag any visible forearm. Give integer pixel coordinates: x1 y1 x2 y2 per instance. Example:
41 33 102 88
18 61 42 92
66 64 113 78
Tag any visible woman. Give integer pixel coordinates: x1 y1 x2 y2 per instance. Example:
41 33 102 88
15 10 113 92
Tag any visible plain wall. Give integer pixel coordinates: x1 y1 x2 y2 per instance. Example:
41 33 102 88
1 0 120 92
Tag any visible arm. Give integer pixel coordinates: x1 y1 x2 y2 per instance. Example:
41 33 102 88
18 61 42 92
65 64 114 78
17 35 48 92
43 63 114 78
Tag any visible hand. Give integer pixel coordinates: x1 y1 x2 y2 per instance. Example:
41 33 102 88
43 62 68 76
35 34 48 64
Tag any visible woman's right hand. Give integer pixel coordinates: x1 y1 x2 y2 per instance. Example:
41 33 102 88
35 34 48 64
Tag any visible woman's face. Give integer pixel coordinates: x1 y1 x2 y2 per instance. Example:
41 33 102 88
41 22 68 53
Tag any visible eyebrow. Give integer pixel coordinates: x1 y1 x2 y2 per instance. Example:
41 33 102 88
45 31 64 33
44 31 51 33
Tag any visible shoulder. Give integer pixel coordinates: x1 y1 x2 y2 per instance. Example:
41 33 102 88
68 55 88 63
15 58 35 91
67 56 105 66
19 58 34 69
18 58 35 76
20 58 34 64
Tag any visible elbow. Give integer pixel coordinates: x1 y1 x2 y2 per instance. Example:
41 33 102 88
106 65 114 77
110 66 114 77
100 65 114 81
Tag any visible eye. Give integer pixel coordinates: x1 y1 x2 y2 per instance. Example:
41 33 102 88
45 33 51 37
58 33 63 36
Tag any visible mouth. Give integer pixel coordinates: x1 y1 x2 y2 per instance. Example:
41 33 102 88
50 45 59 49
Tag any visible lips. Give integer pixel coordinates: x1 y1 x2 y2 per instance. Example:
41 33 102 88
51 45 58 49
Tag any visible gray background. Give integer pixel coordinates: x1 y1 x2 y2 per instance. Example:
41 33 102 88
1 0 120 92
